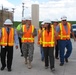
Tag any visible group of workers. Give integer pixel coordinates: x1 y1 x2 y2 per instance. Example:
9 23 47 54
0 15 76 72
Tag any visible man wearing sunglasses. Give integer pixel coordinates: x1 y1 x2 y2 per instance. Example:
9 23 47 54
56 16 76 66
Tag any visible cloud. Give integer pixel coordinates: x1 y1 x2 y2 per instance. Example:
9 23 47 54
0 0 76 21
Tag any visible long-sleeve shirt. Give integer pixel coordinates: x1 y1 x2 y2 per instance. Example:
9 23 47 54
16 23 22 38
0 27 19 46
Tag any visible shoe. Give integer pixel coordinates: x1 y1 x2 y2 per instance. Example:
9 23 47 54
45 66 48 69
1 66 6 71
25 58 27 64
41 58 44 61
8 68 12 72
55 57 59 59
60 63 64 66
28 60 32 69
21 54 23 57
65 58 68 63
51 67 55 71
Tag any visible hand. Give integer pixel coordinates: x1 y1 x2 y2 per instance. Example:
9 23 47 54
30 33 34 36
15 45 18 49
74 38 76 41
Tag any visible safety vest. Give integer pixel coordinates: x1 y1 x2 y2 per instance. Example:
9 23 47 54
0 27 14 46
53 24 60 40
58 22 71 40
21 25 34 43
42 25 55 47
38 29 42 45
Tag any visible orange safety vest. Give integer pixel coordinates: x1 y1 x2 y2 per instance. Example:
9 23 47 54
42 25 55 47
0 27 14 46
38 29 42 45
58 22 71 40
21 25 34 43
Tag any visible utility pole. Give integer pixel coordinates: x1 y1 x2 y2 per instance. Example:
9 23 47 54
1 5 3 26
22 3 25 17
12 8 15 26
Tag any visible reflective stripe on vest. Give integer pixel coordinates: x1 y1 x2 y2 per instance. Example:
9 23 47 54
21 25 34 43
38 29 42 45
58 22 71 40
1 27 14 46
42 25 55 47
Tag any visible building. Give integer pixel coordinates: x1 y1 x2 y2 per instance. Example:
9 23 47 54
0 9 13 27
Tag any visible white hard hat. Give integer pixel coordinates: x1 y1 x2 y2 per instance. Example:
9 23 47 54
26 16 32 20
61 16 67 20
4 19 13 25
41 22 44 25
53 19 58 22
44 19 51 24
22 17 26 20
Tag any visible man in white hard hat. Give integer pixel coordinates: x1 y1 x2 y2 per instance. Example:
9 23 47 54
0 19 19 72
56 16 76 66
53 19 59 59
16 17 26 57
20 16 37 69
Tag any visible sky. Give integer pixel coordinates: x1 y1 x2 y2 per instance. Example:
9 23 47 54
0 0 76 21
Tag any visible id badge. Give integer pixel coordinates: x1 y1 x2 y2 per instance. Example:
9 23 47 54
2 46 5 48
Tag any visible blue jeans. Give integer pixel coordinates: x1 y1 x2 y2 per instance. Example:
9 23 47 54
40 45 44 61
58 40 72 64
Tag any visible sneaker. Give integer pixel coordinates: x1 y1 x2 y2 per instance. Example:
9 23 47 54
60 63 64 66
55 57 59 59
51 67 55 71
45 66 48 69
65 58 68 63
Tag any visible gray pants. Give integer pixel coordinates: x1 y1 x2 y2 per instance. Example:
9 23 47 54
22 43 34 62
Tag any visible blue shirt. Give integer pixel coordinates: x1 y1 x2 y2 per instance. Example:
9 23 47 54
56 24 73 33
0 27 19 46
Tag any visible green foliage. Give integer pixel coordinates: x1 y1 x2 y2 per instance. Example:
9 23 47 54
13 21 21 27
13 21 76 28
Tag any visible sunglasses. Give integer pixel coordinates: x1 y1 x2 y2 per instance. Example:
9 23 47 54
62 20 66 21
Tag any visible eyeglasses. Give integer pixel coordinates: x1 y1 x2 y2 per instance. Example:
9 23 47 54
62 20 66 21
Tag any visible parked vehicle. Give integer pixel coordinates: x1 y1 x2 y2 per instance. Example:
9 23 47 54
71 24 76 37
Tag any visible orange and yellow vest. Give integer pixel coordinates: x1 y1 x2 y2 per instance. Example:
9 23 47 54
38 29 42 45
42 25 55 47
21 25 35 43
0 27 14 46
58 22 71 40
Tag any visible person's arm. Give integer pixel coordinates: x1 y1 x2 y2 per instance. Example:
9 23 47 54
16 23 22 31
32 28 37 36
14 29 19 49
55 25 60 37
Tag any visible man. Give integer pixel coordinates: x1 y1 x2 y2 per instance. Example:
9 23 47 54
0 19 19 72
20 16 37 69
16 17 26 56
56 16 76 66
53 19 59 59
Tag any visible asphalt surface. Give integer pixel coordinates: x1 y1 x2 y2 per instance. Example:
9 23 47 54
0 38 76 75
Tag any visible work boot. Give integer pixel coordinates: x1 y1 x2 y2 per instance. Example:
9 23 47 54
28 60 32 69
25 58 27 64
65 58 68 63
